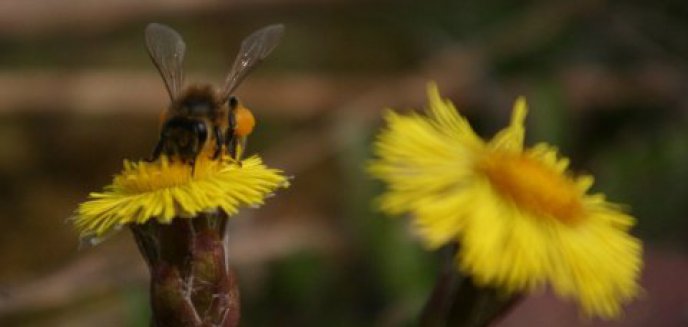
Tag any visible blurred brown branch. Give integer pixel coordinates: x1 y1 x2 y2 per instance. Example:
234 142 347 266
0 0 354 38
0 62 683 119
0 71 349 119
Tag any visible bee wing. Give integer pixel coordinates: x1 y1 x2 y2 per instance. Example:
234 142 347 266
145 23 186 100
220 24 284 99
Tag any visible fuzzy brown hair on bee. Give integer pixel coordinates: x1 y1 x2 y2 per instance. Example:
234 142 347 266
145 23 284 168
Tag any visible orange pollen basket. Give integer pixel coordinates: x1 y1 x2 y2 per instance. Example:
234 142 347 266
476 153 584 225
235 106 255 137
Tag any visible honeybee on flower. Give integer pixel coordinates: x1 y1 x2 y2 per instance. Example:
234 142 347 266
146 23 283 167
73 23 289 241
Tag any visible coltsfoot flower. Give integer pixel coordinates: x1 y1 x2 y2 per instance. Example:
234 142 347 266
74 155 289 239
368 83 642 319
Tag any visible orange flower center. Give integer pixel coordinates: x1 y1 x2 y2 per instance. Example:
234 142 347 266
477 153 584 225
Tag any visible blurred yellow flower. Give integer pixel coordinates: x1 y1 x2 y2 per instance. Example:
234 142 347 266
368 83 642 319
74 155 289 239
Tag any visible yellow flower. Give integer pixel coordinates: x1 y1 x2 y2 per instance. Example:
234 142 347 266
74 155 289 239
368 83 642 319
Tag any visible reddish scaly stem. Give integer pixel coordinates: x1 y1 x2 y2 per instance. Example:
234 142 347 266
131 212 240 327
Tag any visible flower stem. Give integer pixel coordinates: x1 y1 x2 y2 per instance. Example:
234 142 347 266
419 245 460 327
420 243 521 327
130 212 240 327
446 274 521 327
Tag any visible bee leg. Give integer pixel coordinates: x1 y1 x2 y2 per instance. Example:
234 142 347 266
231 136 246 167
225 135 241 167
212 126 223 160
190 158 196 176
237 136 247 161
227 135 238 159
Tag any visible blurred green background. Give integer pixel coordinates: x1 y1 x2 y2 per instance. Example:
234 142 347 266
0 0 687 326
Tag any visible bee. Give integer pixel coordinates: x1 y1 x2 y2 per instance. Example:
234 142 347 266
146 23 284 167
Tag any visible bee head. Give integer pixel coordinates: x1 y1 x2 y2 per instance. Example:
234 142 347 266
160 116 209 163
